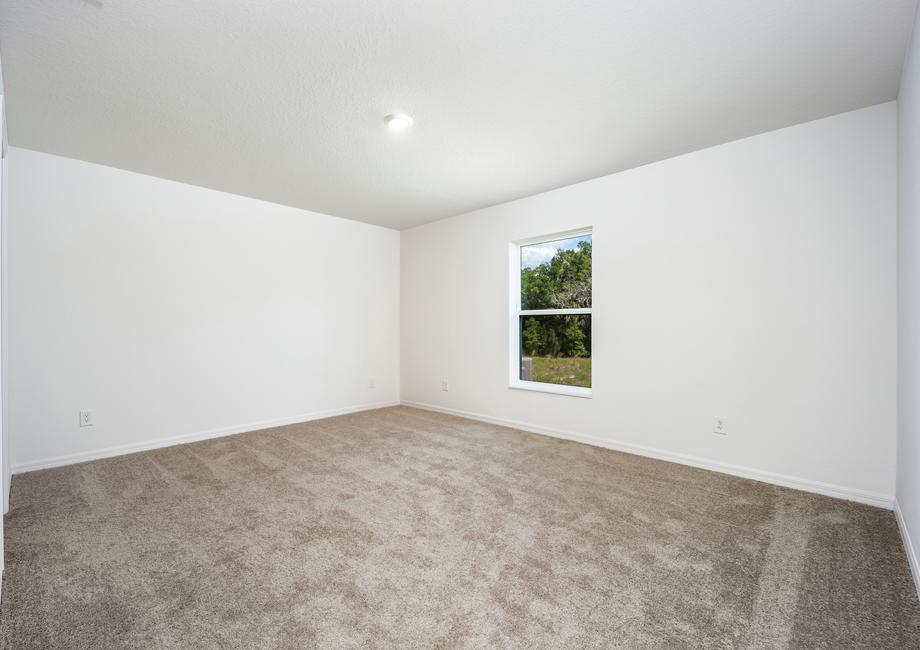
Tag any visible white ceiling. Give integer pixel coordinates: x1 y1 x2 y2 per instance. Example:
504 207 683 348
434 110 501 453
0 1 916 230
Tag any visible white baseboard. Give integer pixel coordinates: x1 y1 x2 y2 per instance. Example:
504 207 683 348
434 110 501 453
10 397 898 513
895 500 920 601
11 400 400 475
401 400 895 510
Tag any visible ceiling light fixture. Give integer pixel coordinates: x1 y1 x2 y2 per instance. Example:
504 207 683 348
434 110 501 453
384 113 414 130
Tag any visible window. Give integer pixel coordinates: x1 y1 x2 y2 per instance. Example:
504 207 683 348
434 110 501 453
509 229 592 397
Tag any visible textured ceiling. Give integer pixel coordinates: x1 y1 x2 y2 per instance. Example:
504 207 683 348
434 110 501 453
0 0 916 230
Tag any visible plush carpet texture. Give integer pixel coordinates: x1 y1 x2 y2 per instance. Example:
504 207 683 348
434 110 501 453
1 406 918 648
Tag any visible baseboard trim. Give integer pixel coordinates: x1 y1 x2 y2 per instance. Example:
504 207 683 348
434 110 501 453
895 500 920 601
401 400 894 510
11 400 401 475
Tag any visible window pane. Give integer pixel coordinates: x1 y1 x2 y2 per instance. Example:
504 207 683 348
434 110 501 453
521 234 592 310
520 314 591 387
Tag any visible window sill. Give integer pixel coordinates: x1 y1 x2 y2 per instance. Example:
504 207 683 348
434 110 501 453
509 380 593 399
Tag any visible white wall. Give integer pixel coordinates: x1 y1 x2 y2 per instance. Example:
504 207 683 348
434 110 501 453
897 5 920 596
0 63 7 582
402 102 897 505
7 147 400 470
2 146 8 507
1 134 8 510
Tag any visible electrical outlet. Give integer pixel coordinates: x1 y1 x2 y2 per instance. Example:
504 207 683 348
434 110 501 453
713 416 727 435
441 379 449 392
79 410 94 427
368 378 375 389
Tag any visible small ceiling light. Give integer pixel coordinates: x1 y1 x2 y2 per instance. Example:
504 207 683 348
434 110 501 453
384 113 414 130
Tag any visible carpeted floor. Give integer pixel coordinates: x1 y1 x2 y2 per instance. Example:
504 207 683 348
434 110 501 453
1 406 918 648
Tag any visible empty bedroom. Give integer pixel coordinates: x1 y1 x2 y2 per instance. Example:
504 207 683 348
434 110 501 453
0 0 918 647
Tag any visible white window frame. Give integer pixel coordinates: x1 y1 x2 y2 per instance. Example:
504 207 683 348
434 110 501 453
509 227 593 398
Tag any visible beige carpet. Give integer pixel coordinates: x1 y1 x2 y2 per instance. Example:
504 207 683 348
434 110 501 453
1 406 918 648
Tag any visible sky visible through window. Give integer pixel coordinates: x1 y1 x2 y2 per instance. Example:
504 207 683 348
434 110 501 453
521 234 592 269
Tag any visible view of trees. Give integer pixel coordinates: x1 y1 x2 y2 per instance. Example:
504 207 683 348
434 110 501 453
520 239 592 360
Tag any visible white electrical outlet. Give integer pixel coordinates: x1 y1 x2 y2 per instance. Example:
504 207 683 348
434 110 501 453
368 378 375 389
713 416 727 435
441 380 449 392
79 410 94 427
